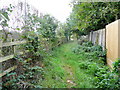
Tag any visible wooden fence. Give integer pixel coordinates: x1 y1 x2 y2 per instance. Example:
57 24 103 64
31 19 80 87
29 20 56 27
88 19 120 68
0 37 67 78
0 40 27 77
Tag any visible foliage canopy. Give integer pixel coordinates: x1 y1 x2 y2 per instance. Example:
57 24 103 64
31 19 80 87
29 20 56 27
67 1 120 34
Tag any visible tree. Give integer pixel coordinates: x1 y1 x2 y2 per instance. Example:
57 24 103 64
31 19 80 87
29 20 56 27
38 14 58 42
67 1 120 34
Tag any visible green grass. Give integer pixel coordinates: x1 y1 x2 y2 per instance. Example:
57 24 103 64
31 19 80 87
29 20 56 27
39 42 101 88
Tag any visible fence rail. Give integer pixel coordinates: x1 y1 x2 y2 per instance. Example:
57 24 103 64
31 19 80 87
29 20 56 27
0 65 17 78
0 40 27 48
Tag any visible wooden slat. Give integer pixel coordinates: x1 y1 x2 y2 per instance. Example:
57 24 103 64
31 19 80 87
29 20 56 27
0 40 27 47
0 55 14 63
0 50 29 63
0 65 17 77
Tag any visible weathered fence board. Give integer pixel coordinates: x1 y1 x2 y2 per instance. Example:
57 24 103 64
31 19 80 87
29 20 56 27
89 29 106 50
0 65 17 77
0 40 27 48
0 50 29 63
0 55 14 63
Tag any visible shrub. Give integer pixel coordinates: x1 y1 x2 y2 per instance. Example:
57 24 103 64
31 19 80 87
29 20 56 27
82 41 93 47
90 45 102 52
87 63 99 75
79 61 90 69
113 59 120 75
94 61 120 89
73 42 106 59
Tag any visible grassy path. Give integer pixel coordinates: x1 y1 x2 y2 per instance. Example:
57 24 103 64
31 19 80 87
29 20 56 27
39 42 95 88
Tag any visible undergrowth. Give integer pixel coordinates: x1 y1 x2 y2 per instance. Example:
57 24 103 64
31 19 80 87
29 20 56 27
40 42 95 88
73 41 120 89
40 41 120 89
1 33 45 89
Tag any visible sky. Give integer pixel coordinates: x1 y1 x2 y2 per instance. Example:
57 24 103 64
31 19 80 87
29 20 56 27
26 0 72 23
0 0 72 23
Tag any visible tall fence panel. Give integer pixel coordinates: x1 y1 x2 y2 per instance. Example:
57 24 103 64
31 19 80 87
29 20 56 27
89 29 106 50
119 20 120 58
106 19 120 68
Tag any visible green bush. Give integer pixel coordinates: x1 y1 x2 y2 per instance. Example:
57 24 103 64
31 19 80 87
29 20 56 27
113 59 120 74
2 56 44 89
87 63 99 75
73 41 120 89
79 61 90 69
90 45 102 52
82 41 93 47
73 42 106 59
94 61 120 89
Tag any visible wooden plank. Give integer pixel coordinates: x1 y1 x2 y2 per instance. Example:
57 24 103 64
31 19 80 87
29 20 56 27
0 65 17 77
0 50 29 63
0 55 14 63
0 40 27 47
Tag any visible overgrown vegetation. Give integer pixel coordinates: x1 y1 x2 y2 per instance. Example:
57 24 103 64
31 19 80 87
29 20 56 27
73 41 120 89
0 4 67 89
39 41 120 88
2 35 45 89
40 42 96 88
73 41 106 63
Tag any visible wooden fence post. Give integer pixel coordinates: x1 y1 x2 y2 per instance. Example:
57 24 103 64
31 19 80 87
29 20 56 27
0 41 2 88
0 41 2 57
